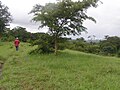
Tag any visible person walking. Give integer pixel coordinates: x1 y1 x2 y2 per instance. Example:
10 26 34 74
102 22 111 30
14 37 20 51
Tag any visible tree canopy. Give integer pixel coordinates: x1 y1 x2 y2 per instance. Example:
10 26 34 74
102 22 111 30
30 0 100 54
0 1 12 34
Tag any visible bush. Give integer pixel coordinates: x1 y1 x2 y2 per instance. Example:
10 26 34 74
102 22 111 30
29 45 54 54
29 34 54 54
66 40 87 52
117 50 120 57
58 43 66 50
1 37 7 42
0 35 14 42
101 45 117 56
86 45 100 54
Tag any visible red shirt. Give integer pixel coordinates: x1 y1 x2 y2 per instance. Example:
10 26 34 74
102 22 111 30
14 39 20 46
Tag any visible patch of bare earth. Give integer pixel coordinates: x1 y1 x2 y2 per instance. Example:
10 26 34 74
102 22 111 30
0 61 4 77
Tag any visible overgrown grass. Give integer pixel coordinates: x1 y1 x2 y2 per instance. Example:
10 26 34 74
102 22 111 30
0 42 120 90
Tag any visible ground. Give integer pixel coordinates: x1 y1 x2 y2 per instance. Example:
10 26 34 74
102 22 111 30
0 42 120 90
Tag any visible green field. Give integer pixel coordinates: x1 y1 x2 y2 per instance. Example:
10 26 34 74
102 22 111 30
0 42 120 90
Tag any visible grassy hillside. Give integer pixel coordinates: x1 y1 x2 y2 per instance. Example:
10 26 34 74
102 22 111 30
0 42 120 90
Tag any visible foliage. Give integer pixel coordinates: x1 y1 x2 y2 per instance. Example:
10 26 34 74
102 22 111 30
30 0 100 54
66 38 100 54
101 45 116 56
65 36 120 56
57 37 71 50
100 36 120 56
106 36 120 51
0 26 33 42
86 44 100 54
30 33 69 54
117 50 120 57
0 28 15 41
29 33 54 54
11 26 31 42
0 1 12 34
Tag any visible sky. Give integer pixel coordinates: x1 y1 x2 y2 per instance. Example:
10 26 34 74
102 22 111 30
1 0 120 39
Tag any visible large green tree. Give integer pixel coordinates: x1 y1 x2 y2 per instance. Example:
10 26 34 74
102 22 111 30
0 1 12 35
11 26 31 42
30 0 100 54
100 36 120 55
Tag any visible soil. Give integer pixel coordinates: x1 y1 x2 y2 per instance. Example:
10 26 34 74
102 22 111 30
0 62 4 77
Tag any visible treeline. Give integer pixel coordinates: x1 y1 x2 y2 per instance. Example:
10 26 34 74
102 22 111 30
0 26 39 42
66 36 120 57
1 26 120 57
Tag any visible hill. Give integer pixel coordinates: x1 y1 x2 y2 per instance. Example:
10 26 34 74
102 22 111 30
0 42 120 90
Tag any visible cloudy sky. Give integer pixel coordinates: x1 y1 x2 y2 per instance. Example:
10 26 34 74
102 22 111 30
1 0 120 39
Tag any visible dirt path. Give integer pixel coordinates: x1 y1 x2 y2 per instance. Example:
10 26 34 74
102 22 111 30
0 62 4 77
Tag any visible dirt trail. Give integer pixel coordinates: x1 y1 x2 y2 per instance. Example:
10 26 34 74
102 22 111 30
0 62 4 77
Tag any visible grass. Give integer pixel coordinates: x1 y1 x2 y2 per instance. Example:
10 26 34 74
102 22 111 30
0 42 120 89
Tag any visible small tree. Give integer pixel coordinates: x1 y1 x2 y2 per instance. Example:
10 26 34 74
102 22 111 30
30 0 100 55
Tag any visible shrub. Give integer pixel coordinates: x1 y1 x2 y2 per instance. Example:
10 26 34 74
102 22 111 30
101 45 117 56
86 45 100 54
1 37 7 42
117 50 120 57
29 34 54 54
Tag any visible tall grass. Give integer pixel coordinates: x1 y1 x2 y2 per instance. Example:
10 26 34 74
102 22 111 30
0 42 120 90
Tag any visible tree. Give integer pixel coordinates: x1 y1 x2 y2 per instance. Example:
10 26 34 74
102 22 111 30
100 36 120 54
100 42 117 55
0 1 12 35
0 28 15 41
106 36 120 51
30 0 100 55
11 26 31 42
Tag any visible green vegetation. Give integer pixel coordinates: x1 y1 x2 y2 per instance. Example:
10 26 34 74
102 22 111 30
30 0 100 54
2 28 120 57
0 42 120 89
0 0 120 89
0 1 12 35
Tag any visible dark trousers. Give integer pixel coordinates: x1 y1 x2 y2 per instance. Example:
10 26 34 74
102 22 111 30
15 46 19 51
